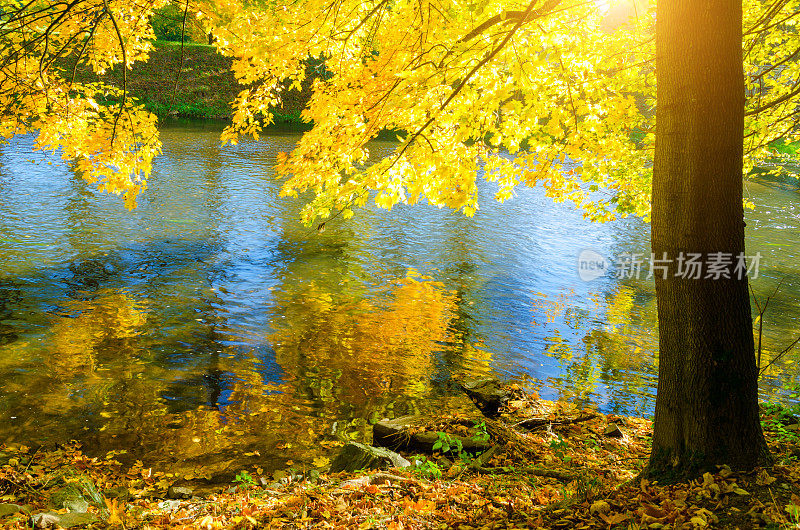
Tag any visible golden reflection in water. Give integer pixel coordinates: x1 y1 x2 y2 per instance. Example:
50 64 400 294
8 271 483 477
16 290 147 418
270 269 462 407
48 289 146 375
535 285 658 415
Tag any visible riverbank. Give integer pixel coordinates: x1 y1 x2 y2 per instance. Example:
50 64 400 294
70 41 310 123
1 389 798 529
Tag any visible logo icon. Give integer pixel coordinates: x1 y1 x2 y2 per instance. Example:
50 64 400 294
577 249 607 281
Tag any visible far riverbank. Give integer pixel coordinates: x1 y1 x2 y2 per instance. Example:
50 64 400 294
70 41 310 123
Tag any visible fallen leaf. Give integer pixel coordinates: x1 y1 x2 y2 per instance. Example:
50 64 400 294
755 469 777 486
643 504 666 519
598 511 629 525
590 500 611 514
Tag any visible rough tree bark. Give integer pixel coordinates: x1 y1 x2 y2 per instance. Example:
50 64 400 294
649 0 770 479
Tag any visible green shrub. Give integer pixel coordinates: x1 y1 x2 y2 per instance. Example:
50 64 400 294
152 4 192 42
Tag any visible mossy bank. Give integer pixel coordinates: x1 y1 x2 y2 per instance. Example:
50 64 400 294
71 41 310 123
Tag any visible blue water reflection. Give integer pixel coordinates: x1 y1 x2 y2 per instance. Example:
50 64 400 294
0 122 797 470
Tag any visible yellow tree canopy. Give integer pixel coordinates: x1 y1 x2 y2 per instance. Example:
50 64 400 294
0 0 796 220
0 0 164 208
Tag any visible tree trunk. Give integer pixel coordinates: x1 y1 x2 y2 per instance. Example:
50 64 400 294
649 0 770 479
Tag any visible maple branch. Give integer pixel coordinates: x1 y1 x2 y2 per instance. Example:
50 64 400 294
555 47 578 132
30 3 90 111
751 278 784 373
172 0 190 107
743 0 794 59
38 0 85 45
759 334 800 376
746 6 800 37
749 45 800 82
744 108 799 147
744 0 791 35
104 0 127 147
391 0 560 168
459 10 530 44
746 79 800 116
334 0 390 43
41 18 92 77
0 0 89 70
70 14 103 88
0 0 72 32
436 0 564 70
459 0 572 44
746 129 794 155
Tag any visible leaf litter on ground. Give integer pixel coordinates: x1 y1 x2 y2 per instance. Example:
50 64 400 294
0 386 799 529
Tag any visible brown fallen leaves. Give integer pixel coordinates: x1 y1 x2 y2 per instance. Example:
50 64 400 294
0 397 798 529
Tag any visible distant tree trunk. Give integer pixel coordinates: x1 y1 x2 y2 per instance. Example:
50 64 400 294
649 0 770 479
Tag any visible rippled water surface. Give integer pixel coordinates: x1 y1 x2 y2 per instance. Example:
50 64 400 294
1 122 798 475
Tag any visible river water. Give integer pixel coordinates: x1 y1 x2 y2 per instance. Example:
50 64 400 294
0 121 798 476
